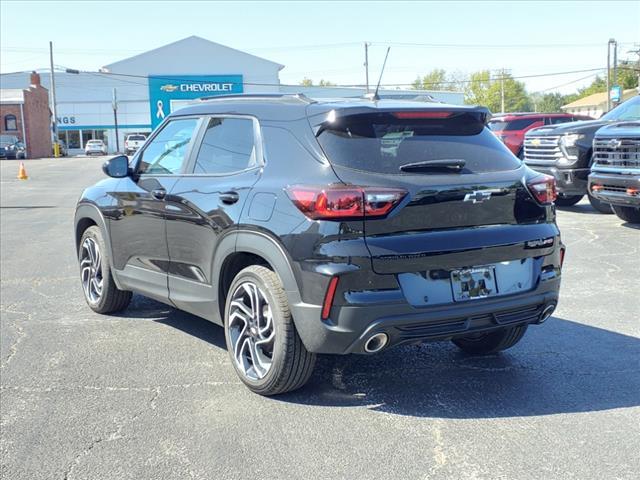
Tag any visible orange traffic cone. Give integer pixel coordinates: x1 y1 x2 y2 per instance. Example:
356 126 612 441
17 162 28 180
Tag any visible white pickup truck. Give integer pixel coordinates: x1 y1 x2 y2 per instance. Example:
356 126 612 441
124 134 147 156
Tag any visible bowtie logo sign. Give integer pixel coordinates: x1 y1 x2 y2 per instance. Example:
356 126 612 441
156 100 165 120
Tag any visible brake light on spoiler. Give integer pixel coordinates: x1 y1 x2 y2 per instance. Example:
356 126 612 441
286 185 407 220
392 111 454 119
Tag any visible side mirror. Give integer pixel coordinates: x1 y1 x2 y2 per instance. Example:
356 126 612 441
102 155 130 178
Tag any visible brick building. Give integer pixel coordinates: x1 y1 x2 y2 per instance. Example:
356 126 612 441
0 72 52 158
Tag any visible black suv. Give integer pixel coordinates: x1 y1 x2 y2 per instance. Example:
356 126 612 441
74 94 564 395
524 95 639 212
589 121 640 223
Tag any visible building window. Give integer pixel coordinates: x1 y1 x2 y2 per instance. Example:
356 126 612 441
4 114 17 131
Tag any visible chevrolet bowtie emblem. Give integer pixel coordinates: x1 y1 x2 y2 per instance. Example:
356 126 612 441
531 138 541 146
160 84 178 92
607 139 622 149
464 191 493 204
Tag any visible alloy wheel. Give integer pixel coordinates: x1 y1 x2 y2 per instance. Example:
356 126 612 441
80 237 103 303
228 281 275 380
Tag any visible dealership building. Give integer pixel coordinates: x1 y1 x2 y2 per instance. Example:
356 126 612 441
0 36 463 155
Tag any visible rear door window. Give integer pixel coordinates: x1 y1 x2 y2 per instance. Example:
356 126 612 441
317 112 521 174
489 118 537 131
547 117 572 125
192 117 258 175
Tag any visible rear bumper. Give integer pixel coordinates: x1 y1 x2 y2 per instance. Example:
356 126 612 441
290 273 560 355
588 171 640 207
527 165 588 196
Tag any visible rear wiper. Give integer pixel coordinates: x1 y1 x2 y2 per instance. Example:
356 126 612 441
399 159 466 172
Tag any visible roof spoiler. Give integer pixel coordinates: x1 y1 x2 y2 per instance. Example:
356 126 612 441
312 106 492 135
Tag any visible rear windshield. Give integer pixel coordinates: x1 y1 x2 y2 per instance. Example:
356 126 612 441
317 112 521 174
489 118 537 131
87 140 102 145
128 135 146 141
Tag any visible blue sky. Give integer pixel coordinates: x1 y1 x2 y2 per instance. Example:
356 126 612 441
1 0 638 94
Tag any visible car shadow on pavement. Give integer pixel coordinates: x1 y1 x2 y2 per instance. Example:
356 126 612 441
279 317 640 418
123 296 639 419
556 204 606 215
621 222 640 230
118 294 227 349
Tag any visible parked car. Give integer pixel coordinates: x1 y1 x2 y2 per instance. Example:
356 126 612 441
523 95 639 211
0 135 27 159
84 139 107 156
124 134 147 156
53 139 68 157
489 113 590 159
74 94 564 395
588 122 640 223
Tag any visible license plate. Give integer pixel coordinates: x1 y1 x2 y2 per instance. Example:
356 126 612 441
451 267 497 302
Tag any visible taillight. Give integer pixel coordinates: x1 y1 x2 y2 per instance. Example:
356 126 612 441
526 174 557 205
321 276 340 320
560 247 566 269
286 185 406 220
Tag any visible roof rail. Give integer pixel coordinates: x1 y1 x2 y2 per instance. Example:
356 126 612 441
198 93 315 104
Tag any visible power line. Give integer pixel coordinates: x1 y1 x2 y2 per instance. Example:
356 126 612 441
68 66 612 89
3 40 637 55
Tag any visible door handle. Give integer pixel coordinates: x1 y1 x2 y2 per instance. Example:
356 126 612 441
220 191 240 204
151 188 167 200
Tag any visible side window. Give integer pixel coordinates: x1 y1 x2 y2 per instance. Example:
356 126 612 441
138 118 199 175
193 117 257 175
4 115 17 131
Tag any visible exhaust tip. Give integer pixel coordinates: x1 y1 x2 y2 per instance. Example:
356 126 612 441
364 333 389 353
539 304 556 323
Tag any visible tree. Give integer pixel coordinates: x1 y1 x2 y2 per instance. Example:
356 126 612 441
411 69 466 91
530 92 565 113
299 78 336 87
464 70 532 113
412 69 448 90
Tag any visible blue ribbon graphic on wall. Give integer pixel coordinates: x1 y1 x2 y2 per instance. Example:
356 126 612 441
148 74 243 128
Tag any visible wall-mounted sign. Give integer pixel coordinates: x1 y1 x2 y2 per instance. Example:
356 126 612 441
610 85 622 103
148 74 243 128
56 116 77 125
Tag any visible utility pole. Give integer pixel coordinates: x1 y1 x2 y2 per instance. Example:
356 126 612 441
612 39 618 104
497 68 510 113
49 41 58 141
112 88 119 153
607 38 616 111
501 71 505 113
629 45 640 92
364 42 370 93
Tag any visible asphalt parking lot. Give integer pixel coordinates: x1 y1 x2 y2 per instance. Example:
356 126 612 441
1 156 639 480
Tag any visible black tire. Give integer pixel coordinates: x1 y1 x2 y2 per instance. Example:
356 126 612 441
224 265 316 396
588 193 613 214
554 194 583 207
78 226 132 314
452 325 528 355
612 205 640 223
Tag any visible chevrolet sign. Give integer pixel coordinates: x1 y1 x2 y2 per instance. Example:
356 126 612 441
148 74 243 128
